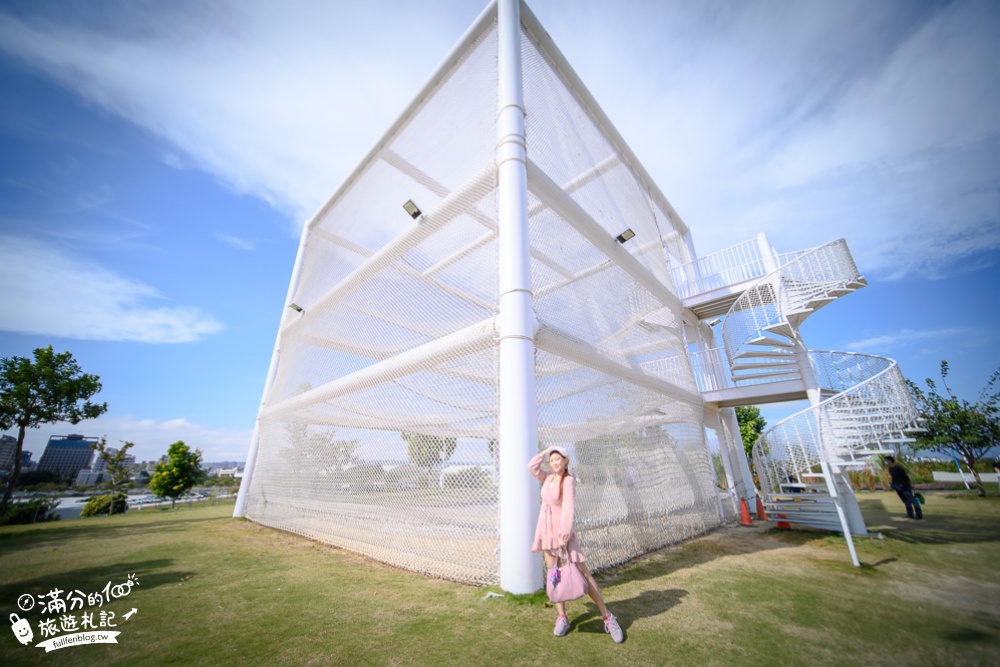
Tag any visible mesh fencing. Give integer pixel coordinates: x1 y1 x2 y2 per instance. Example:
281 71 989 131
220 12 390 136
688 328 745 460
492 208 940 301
244 15 721 585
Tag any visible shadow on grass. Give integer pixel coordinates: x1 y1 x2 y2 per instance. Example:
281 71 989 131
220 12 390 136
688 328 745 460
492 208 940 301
571 588 687 635
858 497 1000 546
591 524 826 590
0 559 194 610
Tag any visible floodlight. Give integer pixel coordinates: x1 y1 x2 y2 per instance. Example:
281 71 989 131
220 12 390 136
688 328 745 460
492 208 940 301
615 228 635 244
708 319 722 327
403 200 422 219
288 303 304 313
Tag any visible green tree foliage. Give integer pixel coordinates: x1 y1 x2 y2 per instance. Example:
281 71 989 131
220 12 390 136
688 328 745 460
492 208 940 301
0 346 108 517
148 441 206 508
735 406 767 460
0 497 61 525
284 422 357 477
402 432 457 469
284 385 358 488
907 361 1000 497
14 470 62 490
81 492 128 517
91 438 135 515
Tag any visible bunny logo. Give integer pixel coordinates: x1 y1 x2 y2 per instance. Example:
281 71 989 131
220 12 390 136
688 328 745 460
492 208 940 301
10 613 34 646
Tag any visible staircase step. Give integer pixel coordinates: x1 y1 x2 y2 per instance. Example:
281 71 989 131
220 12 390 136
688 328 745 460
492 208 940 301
734 349 795 360
785 308 815 327
763 322 795 338
734 370 802 382
748 336 795 349
780 482 828 491
805 296 837 310
731 360 798 372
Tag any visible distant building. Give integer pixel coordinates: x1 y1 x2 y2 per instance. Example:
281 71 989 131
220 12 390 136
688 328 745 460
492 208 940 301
21 449 35 472
37 434 98 480
0 434 17 471
92 447 136 473
209 467 243 478
75 469 106 486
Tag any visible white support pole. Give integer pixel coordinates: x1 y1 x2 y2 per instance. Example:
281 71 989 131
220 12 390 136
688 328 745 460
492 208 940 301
721 407 755 503
234 224 311 518
496 0 541 595
704 409 733 520
757 231 778 273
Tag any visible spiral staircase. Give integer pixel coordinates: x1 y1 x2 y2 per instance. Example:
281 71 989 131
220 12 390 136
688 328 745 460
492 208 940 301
676 235 921 565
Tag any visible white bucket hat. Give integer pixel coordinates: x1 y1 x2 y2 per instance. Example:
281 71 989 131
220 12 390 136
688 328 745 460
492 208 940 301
548 446 569 459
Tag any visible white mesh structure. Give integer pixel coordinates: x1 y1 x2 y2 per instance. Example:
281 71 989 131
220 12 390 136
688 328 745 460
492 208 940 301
237 0 719 587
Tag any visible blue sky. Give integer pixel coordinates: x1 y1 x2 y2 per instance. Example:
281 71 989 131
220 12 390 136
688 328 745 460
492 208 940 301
1 0 998 463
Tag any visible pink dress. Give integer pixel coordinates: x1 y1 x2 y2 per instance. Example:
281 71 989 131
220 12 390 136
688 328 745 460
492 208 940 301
529 451 586 563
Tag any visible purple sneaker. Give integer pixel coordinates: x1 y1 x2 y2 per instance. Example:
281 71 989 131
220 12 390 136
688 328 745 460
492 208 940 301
604 613 624 643
554 615 570 637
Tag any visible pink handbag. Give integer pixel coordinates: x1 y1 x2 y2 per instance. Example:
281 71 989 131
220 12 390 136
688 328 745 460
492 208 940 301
546 552 589 603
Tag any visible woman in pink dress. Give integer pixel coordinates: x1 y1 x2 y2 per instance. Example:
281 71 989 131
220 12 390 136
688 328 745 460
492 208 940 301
529 445 624 642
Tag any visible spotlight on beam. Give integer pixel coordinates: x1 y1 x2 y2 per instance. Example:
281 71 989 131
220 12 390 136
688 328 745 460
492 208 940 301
615 228 635 244
288 303 304 313
403 200 422 219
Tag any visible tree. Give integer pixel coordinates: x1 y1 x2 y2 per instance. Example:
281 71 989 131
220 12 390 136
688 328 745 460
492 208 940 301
148 441 206 508
81 492 128 517
908 361 1000 497
284 422 357 478
91 438 135 515
14 469 62 490
401 432 457 469
735 406 767 460
1 497 61 525
0 346 108 518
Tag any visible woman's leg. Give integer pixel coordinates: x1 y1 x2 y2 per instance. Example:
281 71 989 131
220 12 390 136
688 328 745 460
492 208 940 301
543 551 567 618
574 562 609 618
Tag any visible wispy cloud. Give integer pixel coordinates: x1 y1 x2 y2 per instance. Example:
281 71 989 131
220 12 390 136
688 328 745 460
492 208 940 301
0 235 224 343
0 1 481 227
0 0 996 277
217 233 254 251
845 328 966 351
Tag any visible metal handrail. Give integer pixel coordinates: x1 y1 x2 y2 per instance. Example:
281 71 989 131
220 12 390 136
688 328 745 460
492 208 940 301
751 352 918 497
721 238 860 363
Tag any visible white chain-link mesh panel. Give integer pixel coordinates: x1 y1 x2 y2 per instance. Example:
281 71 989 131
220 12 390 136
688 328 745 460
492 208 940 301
244 13 721 585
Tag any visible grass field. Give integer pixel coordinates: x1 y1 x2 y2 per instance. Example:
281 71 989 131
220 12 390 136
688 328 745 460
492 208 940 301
2 492 998 666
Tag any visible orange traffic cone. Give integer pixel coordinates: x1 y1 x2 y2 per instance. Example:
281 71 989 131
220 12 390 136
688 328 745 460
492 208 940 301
739 497 753 526
756 496 768 521
776 514 791 529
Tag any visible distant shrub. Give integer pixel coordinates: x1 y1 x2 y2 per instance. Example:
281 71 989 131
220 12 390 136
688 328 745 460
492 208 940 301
442 467 491 490
1 498 61 525
81 493 128 517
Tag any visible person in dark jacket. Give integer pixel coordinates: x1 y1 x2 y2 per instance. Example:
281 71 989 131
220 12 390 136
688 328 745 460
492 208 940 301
885 456 922 519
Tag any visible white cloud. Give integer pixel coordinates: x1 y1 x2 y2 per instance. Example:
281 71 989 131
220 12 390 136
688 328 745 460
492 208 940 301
845 327 966 351
13 415 253 464
0 1 480 226
0 235 224 343
0 0 996 277
217 233 254 251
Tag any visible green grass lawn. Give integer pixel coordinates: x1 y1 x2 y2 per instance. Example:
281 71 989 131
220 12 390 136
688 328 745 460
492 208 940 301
2 492 998 666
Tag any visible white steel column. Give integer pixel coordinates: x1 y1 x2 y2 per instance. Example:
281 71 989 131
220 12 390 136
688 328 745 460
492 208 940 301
721 407 756 502
234 224 311 518
496 0 541 594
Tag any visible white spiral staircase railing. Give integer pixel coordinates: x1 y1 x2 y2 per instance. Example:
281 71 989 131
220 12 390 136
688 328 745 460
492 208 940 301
751 352 918 496
714 238 920 565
